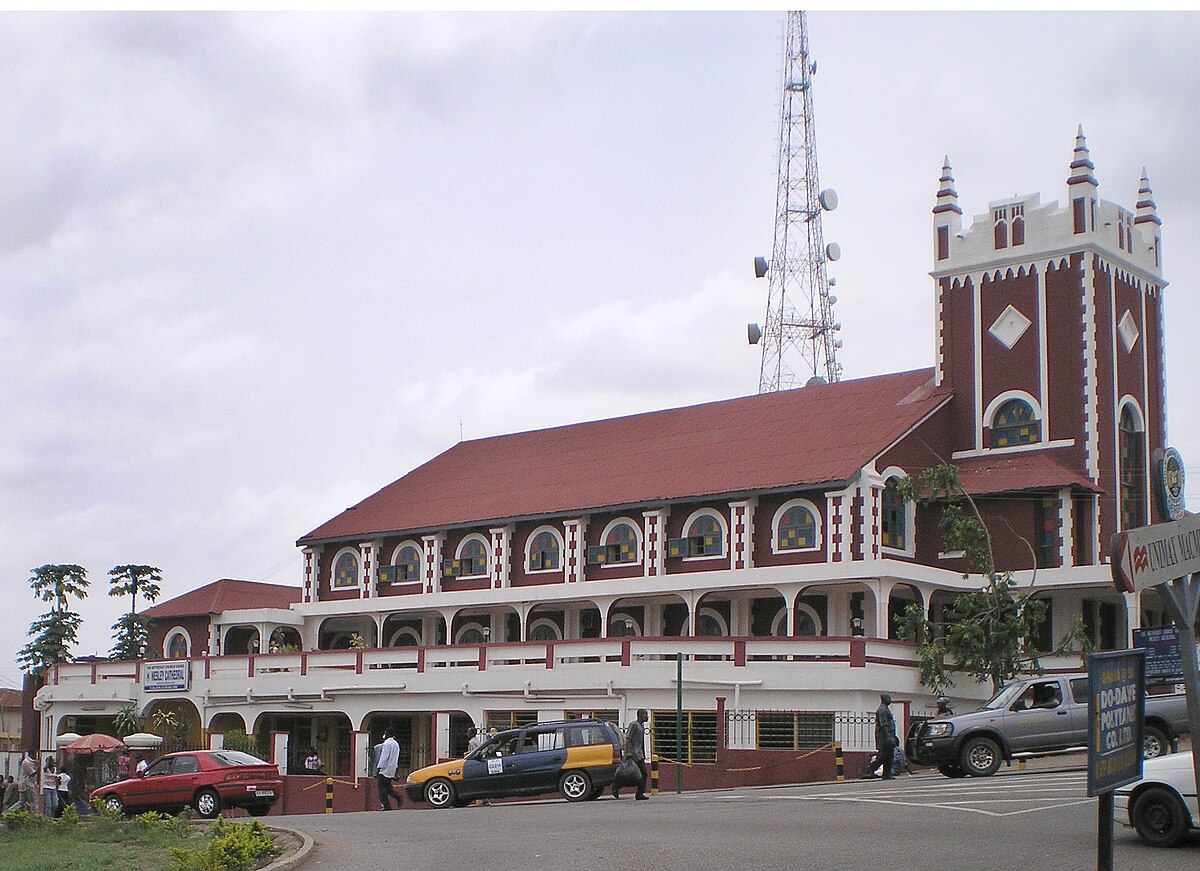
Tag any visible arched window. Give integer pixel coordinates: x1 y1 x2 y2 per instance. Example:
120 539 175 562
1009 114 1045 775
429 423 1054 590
381 543 421 584
609 614 640 637
526 528 562 572
771 606 821 637
165 629 190 659
880 477 907 551
455 622 489 645
991 398 1039 447
444 536 489 578
669 511 725 558
527 619 562 642
387 628 421 648
588 520 641 565
1119 405 1147 529
774 500 820 552
696 608 728 637
332 550 359 588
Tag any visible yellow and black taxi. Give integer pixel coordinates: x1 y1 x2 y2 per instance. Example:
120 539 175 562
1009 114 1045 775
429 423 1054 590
405 719 623 808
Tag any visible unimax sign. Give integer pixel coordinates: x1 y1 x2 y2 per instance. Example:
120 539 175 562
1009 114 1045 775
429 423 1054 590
1110 512 1200 594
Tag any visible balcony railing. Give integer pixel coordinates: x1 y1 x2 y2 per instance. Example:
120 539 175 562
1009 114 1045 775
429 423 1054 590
51 635 932 688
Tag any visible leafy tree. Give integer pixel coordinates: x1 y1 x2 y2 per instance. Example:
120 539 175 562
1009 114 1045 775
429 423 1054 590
16 564 90 675
108 565 162 661
113 704 142 738
895 464 1048 694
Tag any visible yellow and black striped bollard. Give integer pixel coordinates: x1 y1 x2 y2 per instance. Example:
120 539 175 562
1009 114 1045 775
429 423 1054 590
834 742 845 783
650 755 660 796
325 777 334 814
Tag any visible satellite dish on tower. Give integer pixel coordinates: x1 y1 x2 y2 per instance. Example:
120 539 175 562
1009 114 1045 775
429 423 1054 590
818 189 838 211
825 242 841 262
747 323 763 345
753 256 769 279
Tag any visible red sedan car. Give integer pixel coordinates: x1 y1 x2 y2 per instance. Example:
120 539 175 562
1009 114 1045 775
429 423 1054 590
90 749 282 818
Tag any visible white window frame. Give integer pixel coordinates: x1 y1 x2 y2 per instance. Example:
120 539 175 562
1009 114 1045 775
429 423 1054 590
596 517 643 567
455 621 489 645
681 508 728 561
454 534 491 579
524 525 565 574
387 627 422 647
695 607 729 637
527 617 563 642
770 498 823 555
879 467 916 558
387 540 423 582
983 390 1043 448
770 604 822 637
331 546 360 588
164 627 191 659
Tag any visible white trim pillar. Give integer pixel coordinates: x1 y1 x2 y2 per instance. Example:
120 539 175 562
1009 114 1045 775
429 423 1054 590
422 533 445 595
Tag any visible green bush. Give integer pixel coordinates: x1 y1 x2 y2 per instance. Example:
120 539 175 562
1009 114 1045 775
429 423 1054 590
168 817 278 871
55 803 80 827
2 807 50 831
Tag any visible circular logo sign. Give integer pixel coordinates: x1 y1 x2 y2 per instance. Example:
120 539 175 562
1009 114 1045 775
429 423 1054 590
1155 446 1187 520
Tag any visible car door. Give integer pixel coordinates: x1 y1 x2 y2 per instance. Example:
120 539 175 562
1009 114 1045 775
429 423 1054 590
461 732 522 799
123 757 173 810
518 727 568 792
1005 679 1080 751
164 754 204 809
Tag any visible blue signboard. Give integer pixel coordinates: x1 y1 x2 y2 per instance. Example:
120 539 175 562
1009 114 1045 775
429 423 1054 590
1087 649 1146 797
1133 626 1184 685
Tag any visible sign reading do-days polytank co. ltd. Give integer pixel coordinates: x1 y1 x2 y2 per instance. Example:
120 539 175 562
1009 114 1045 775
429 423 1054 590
1087 649 1146 797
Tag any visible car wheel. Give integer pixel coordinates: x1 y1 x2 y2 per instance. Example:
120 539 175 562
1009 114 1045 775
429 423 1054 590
1133 786 1191 848
247 805 271 817
559 770 592 802
424 778 456 809
1142 726 1169 760
937 764 966 779
959 736 1001 777
102 794 126 815
194 788 222 819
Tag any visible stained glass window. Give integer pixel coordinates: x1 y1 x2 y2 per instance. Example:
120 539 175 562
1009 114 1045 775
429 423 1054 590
588 522 640 565
684 514 723 557
333 552 358 588
528 530 561 571
1119 407 1146 529
777 504 817 551
880 479 906 550
991 398 1039 447
381 545 421 584
444 538 488 578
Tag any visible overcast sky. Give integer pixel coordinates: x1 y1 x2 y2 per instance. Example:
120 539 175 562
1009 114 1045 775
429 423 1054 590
4 11 1199 688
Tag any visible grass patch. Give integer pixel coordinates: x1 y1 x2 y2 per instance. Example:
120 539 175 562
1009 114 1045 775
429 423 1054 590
0 807 279 871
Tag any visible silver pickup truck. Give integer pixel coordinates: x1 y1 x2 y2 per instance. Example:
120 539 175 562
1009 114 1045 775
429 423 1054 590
909 673 1190 777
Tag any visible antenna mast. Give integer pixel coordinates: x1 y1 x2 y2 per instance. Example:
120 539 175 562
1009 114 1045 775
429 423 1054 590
749 10 842 391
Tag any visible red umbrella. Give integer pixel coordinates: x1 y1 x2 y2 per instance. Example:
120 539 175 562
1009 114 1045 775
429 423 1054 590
65 733 126 754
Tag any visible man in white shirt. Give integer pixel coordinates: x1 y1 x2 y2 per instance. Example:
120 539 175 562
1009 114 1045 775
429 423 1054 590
375 727 404 810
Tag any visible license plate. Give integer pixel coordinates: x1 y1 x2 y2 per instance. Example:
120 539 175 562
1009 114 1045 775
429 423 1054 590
255 790 275 797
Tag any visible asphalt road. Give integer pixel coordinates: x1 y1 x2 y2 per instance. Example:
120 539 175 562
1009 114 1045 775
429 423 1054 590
285 768 1197 871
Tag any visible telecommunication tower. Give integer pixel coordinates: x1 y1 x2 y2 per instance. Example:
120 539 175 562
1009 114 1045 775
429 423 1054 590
748 10 842 391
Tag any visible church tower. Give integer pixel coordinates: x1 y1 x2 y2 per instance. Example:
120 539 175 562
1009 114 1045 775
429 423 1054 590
930 129 1167 566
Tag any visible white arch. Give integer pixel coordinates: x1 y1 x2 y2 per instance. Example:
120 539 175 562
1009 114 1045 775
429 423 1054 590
771 603 822 637
608 612 641 637
983 389 1043 432
455 621 489 645
524 525 565 573
330 546 360 589
164 626 191 659
388 540 423 580
695 607 728 637
527 617 563 642
770 498 823 554
597 517 643 565
680 508 728 560
878 465 916 558
387 627 422 647
1117 395 1146 431
454 534 490 578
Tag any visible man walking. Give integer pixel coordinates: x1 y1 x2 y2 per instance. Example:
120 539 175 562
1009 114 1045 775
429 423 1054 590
872 693 898 780
374 727 404 810
17 751 37 812
614 708 650 801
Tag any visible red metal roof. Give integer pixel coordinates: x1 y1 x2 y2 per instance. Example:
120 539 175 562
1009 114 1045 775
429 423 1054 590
145 579 301 619
300 368 951 544
955 450 1099 496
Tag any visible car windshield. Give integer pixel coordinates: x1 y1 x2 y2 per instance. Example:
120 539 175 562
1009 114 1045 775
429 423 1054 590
982 683 1024 710
210 751 268 767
